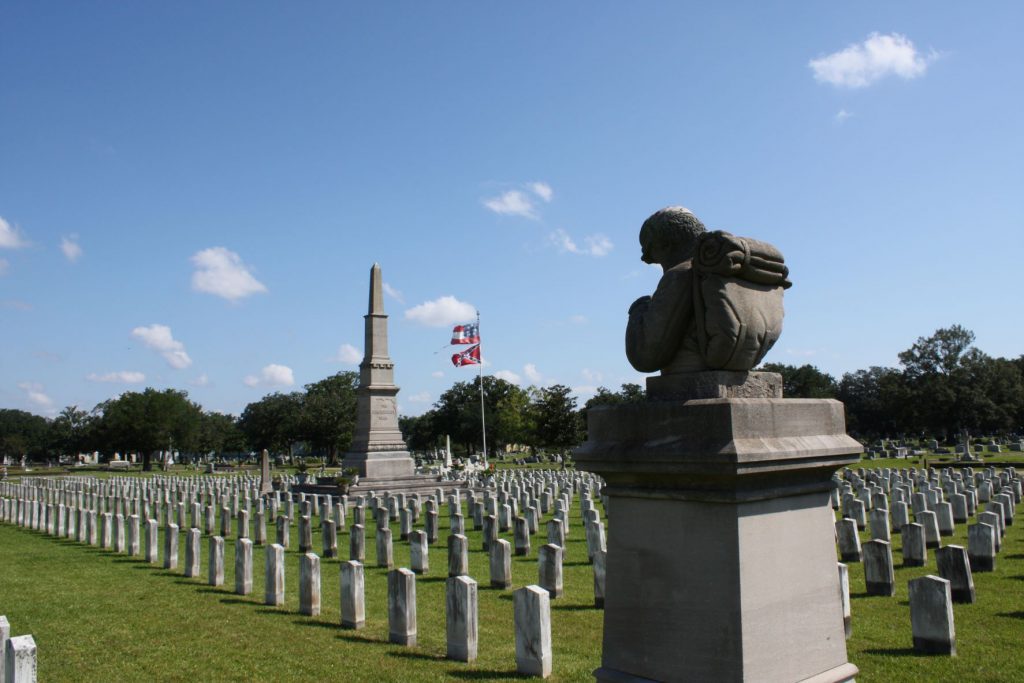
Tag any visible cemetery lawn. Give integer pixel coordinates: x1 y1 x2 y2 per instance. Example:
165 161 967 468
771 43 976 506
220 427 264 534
0 496 603 682
5 489 1024 681
840 505 1024 682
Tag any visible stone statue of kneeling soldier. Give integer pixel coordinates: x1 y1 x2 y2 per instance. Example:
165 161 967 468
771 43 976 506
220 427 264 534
626 206 791 398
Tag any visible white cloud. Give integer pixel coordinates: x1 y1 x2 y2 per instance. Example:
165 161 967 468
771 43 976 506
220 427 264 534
131 323 193 369
408 391 431 404
569 314 588 325
835 109 854 124
87 371 146 384
550 229 614 257
18 382 53 409
190 374 210 387
524 363 543 384
431 370 444 379
60 235 83 263
1 299 31 311
333 343 362 365
483 190 537 219
404 296 476 327
529 182 553 202
0 216 29 249
190 247 268 302
383 282 404 304
809 33 935 88
244 364 295 388
494 370 522 385
581 368 603 384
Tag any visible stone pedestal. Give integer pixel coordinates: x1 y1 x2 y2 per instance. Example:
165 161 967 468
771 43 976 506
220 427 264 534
576 394 860 683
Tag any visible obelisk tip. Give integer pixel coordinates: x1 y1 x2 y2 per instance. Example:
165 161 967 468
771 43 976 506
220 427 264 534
369 262 384 313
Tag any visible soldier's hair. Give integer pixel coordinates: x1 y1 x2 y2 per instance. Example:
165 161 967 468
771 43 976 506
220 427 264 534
640 207 707 249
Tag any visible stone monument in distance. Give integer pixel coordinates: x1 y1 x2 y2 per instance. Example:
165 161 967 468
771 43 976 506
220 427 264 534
576 207 861 682
342 263 416 480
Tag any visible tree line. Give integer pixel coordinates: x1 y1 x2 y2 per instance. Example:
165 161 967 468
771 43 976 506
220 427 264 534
3 325 1022 466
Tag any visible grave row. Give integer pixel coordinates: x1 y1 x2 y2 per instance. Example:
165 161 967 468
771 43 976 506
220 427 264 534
834 465 1022 655
0 469 607 679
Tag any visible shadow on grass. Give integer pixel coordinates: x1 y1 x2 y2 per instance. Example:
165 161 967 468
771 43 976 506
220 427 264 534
293 619 340 631
1005 553 1024 560
447 670 530 680
336 632 381 645
254 607 294 617
220 597 256 605
552 603 596 612
388 650 446 662
863 647 928 657
418 576 447 584
111 557 147 564
563 561 591 567
997 611 1024 620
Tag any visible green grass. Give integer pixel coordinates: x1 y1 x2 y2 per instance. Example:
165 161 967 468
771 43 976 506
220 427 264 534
4 479 1024 681
0 494 602 681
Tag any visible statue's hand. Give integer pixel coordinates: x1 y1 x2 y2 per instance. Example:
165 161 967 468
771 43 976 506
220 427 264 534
628 295 652 315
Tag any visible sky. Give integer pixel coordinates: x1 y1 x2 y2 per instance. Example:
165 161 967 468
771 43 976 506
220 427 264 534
1 2 1022 419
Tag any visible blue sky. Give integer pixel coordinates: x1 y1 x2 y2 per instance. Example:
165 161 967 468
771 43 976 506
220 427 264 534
2 2 1022 418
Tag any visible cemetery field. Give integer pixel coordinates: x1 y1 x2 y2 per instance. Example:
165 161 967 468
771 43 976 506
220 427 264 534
4 478 1024 681
0 493 603 682
842 507 1024 682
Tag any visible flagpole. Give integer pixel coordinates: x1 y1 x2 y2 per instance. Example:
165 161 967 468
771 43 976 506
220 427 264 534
477 310 488 465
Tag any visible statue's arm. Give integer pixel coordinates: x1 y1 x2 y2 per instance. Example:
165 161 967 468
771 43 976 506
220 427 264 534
625 268 692 373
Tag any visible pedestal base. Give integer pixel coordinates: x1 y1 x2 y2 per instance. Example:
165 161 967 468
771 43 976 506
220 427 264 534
343 450 415 479
576 397 861 683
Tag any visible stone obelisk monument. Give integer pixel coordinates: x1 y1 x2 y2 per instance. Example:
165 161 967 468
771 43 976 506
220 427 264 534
342 263 416 480
576 208 859 683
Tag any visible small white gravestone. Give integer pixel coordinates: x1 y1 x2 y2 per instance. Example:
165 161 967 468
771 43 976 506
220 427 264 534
514 585 552 678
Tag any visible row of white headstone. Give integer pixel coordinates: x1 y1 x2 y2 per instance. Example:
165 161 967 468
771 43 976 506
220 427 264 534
0 469 607 679
834 464 1022 656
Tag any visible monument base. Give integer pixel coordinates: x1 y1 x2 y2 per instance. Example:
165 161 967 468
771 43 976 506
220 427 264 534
576 396 861 683
343 450 415 479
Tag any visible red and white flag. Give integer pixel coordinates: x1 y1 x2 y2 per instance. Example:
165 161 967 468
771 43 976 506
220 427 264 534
451 322 480 345
452 344 481 367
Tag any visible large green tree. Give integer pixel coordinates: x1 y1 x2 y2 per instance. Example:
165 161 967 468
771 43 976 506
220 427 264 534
432 376 530 456
96 388 203 470
0 409 51 461
301 371 359 464
238 391 304 455
760 363 838 398
532 384 584 453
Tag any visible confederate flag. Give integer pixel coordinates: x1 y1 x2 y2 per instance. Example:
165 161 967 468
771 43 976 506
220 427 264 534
452 344 481 367
451 323 480 345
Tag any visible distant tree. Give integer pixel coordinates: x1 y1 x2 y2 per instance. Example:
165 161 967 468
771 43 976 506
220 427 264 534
301 372 359 465
400 411 441 452
760 363 838 398
433 376 529 456
898 324 976 378
96 388 203 470
532 384 584 453
49 405 93 456
0 409 51 461
238 391 304 456
194 411 247 455
584 383 647 412
837 366 908 439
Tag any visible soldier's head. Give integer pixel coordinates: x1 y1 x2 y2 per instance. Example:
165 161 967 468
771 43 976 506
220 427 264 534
639 206 707 270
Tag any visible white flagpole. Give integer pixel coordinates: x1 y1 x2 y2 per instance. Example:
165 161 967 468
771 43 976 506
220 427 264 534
477 310 487 465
